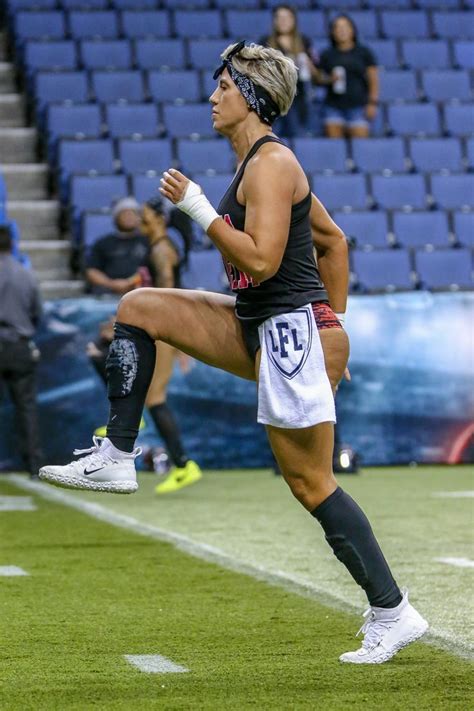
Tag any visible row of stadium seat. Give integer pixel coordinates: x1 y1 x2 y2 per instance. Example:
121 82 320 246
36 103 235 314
29 66 473 104
19 39 474 74
43 101 474 146
64 172 474 220
55 137 474 182
11 9 474 42
5 0 474 11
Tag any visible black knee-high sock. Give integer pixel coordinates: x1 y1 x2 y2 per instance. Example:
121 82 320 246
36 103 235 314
105 322 156 452
312 487 402 608
148 403 188 468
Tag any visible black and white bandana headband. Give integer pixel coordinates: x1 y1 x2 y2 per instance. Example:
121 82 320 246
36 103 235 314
213 40 280 126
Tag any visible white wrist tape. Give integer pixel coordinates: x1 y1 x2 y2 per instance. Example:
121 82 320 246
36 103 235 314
335 312 345 326
176 179 219 232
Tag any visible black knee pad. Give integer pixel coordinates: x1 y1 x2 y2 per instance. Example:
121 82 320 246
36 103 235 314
326 534 369 588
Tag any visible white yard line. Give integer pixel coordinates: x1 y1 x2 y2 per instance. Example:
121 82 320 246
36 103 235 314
124 655 188 674
435 557 474 569
432 491 474 499
0 496 36 511
6 474 473 661
0 566 29 576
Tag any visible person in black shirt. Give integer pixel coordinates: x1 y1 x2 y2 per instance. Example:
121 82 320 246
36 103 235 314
259 4 321 138
40 42 427 664
85 197 152 295
0 226 43 477
319 14 379 138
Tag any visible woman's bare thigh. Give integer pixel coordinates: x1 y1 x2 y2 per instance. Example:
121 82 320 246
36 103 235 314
118 287 255 381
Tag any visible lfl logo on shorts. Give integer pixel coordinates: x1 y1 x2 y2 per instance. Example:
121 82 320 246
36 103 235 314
265 307 313 380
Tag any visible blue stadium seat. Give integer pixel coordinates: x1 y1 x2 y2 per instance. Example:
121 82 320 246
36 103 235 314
188 39 228 69
371 174 427 209
68 11 119 39
193 174 233 207
162 104 214 138
453 212 474 247
453 41 474 69
225 10 272 41
6 0 56 9
177 138 234 174
319 0 361 7
24 41 77 75
380 11 429 38
70 174 128 219
352 249 413 291
388 104 440 137
47 104 102 144
174 11 223 38
312 174 368 210
365 0 411 6
15 11 66 42
444 104 474 137
165 0 210 6
332 211 389 249
82 212 115 252
379 70 418 102
467 137 474 168
293 138 347 173
134 39 185 70
202 70 217 99
352 138 407 173
62 0 108 7
216 0 260 7
367 40 399 69
34 71 89 117
432 12 474 39
120 11 170 38
409 138 463 172
80 40 132 70
401 40 449 69
113 0 157 7
264 0 312 7
58 139 115 197
332 11 377 38
148 71 201 104
421 70 471 102
181 248 227 293
415 248 473 290
118 139 172 175
91 71 144 103
416 0 462 7
105 104 159 138
130 174 160 203
431 174 474 209
392 211 450 248
294 11 326 38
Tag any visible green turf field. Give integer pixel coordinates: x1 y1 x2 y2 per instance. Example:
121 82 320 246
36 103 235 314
1 466 473 710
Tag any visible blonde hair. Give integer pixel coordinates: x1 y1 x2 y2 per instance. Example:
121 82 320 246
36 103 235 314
221 42 298 117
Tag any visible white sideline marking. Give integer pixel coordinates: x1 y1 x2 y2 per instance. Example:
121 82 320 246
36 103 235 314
432 491 474 499
6 474 473 661
0 496 36 511
124 654 188 674
0 566 29 576
435 557 474 569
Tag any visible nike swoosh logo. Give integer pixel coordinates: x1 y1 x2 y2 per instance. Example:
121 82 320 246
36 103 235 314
84 466 106 475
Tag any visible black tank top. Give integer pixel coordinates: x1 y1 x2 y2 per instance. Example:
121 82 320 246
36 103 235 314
217 136 328 323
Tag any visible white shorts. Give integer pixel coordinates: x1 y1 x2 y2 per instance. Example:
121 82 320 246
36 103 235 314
257 304 336 429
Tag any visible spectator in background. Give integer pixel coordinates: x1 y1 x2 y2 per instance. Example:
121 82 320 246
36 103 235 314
0 226 43 477
260 4 320 138
85 197 152 296
318 14 378 139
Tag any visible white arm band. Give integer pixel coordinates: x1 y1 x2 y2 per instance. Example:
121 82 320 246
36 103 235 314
335 312 345 326
176 179 219 233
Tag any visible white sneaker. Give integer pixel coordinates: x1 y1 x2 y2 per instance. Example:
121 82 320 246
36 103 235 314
39 436 140 494
340 590 428 664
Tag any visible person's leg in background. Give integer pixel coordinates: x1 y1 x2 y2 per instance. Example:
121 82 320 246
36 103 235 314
4 341 42 478
347 107 370 139
323 106 346 138
145 340 202 494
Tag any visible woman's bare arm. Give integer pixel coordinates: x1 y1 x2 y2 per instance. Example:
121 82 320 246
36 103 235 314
310 193 349 314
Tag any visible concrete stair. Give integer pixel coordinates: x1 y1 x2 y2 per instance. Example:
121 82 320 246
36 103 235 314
0 28 80 299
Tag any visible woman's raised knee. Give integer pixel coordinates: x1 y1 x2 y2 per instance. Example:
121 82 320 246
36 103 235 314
116 288 160 333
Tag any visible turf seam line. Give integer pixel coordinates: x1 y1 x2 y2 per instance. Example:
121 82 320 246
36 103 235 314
434 557 474 569
7 474 473 661
0 495 37 511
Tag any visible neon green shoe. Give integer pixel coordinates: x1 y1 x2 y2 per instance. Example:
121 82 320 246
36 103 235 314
94 417 146 439
154 460 202 495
